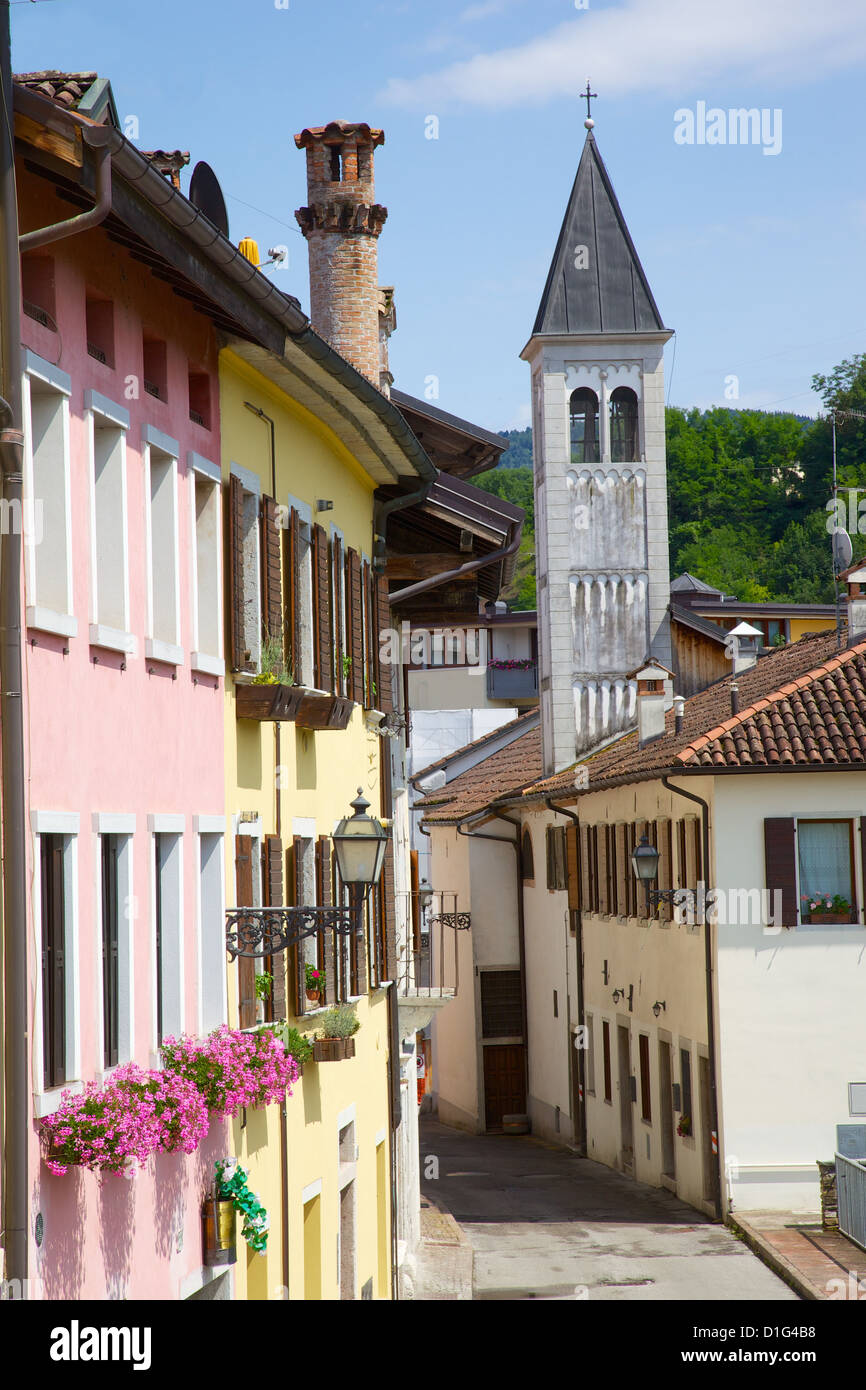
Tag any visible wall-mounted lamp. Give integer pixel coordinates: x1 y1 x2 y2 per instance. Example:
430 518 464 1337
612 987 625 1004
652 1000 666 1017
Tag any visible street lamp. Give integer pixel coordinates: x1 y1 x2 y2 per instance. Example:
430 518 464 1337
630 834 676 917
331 788 389 900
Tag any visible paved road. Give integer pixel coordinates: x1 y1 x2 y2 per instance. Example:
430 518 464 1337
420 1117 797 1301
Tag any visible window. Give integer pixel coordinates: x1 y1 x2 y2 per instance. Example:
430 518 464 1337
85 295 114 367
228 466 262 673
546 825 568 891
87 392 132 651
144 429 182 663
188 369 211 429
41 834 67 1089
610 386 638 463
480 970 523 1038
142 335 167 401
638 1034 652 1122
24 354 74 636
521 827 534 883
283 503 315 687
797 819 856 923
198 826 226 1034
101 834 120 1068
602 1020 612 1102
190 457 223 675
680 1047 693 1129
152 825 183 1044
585 1014 596 1095
570 387 599 464
95 815 134 1070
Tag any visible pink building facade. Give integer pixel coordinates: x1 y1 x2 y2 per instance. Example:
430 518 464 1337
19 165 229 1300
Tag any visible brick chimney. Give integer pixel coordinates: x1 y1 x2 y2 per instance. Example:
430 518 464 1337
295 121 387 385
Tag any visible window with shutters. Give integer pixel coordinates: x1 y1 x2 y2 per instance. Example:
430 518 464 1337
680 1046 693 1128
282 504 314 687
480 970 523 1038
87 393 131 648
144 433 182 664
235 831 259 1029
796 818 856 924
101 834 120 1069
602 1019 612 1103
608 824 618 915
153 830 183 1044
638 1034 652 1122
521 828 535 883
585 1014 596 1095
190 460 223 675
24 355 75 637
228 466 262 673
40 833 68 1090
546 825 568 891
332 530 346 695
199 831 226 1033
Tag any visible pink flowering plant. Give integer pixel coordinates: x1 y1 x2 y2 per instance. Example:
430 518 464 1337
41 1063 209 1177
487 658 535 670
801 892 850 917
160 1025 299 1118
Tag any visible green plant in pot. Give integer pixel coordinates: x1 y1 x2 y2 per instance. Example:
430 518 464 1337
252 633 293 686
305 961 325 1002
313 1004 360 1062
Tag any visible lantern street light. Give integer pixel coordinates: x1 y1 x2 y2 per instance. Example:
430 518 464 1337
630 834 677 917
331 788 389 899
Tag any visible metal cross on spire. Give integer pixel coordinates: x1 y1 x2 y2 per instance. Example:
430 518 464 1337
582 80 598 130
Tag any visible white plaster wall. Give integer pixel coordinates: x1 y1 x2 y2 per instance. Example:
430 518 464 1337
713 772 866 1214
428 828 480 1131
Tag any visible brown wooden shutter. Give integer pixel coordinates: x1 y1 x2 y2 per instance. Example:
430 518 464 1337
332 533 344 695
263 835 285 1017
590 825 599 912
315 836 336 1005
545 826 555 891
235 834 257 1029
602 1020 612 1102
677 819 688 891
347 548 364 704
597 826 610 915
313 524 333 693
579 825 591 912
382 835 396 986
410 849 421 953
375 574 393 712
626 823 637 918
362 559 375 708
764 817 797 927
657 818 673 922
566 823 581 935
260 495 282 652
287 839 307 1017
283 507 302 684
228 473 247 672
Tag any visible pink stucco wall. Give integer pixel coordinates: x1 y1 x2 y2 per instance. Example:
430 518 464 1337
18 172 228 1300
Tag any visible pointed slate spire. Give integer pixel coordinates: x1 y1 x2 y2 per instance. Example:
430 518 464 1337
532 131 665 336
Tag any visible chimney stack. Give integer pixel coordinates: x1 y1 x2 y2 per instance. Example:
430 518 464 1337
839 561 866 639
727 621 763 674
295 121 387 385
631 661 674 747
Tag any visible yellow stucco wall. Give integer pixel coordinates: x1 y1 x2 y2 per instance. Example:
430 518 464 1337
789 618 835 642
219 348 392 1300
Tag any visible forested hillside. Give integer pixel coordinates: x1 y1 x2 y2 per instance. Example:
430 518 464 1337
475 355 866 611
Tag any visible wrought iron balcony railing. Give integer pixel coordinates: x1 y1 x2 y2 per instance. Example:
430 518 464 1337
395 890 470 1001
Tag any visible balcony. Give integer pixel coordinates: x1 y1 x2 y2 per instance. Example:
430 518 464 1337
486 661 538 701
395 890 468 1038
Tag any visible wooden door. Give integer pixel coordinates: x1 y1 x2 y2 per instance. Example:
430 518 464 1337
617 1025 634 1170
483 1044 526 1130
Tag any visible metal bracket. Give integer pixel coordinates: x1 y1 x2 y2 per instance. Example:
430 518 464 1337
225 905 362 960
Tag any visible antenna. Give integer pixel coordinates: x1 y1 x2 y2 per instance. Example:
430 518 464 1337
829 407 866 646
188 161 229 238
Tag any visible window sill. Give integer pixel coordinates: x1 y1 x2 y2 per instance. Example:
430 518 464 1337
34 1081 83 1118
145 637 184 666
192 651 224 678
90 623 137 656
26 606 77 640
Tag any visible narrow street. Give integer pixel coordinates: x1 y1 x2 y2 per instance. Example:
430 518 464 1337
419 1118 798 1301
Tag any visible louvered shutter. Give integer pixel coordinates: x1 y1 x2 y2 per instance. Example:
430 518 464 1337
381 834 396 986
615 824 628 917
283 507 302 684
410 849 421 953
315 836 336 1005
590 825 600 912
545 826 555 891
764 818 797 928
260 496 282 651
597 826 610 916
627 823 639 919
347 548 364 704
677 819 688 891
263 835 285 1017
332 533 345 694
579 825 591 912
375 574 393 712
566 823 581 935
235 834 257 1029
362 560 375 708
312 524 333 693
228 473 248 672
657 818 673 922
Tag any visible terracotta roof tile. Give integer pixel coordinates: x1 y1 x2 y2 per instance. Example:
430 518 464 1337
417 724 542 824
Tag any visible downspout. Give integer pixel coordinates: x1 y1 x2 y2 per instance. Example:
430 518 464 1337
457 810 529 1116
388 526 521 607
386 979 400 1300
19 125 113 252
662 775 721 1220
546 800 586 1155
0 4 28 1290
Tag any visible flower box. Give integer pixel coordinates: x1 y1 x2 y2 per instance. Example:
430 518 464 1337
486 663 538 702
313 1037 355 1063
235 683 306 722
295 691 354 731
807 913 852 924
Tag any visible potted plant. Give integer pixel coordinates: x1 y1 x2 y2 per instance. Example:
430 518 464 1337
802 892 852 924
313 1004 360 1062
305 962 325 1003
236 634 304 721
677 1114 692 1138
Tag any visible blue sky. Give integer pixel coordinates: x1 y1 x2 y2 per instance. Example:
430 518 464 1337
13 0 866 432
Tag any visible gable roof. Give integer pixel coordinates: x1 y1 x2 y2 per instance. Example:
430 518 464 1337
670 572 724 595
411 709 539 786
417 723 543 823
532 132 666 337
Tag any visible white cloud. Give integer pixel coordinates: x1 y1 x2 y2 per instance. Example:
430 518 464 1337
379 0 866 109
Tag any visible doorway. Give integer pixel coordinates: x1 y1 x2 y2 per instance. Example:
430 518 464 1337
483 1044 526 1130
659 1040 676 1181
617 1025 633 1171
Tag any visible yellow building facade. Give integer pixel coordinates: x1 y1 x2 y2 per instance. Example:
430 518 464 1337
218 342 419 1300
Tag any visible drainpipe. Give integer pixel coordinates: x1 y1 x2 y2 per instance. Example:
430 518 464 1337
386 980 400 1300
388 527 521 607
19 125 113 252
457 811 529 1116
661 776 721 1220
546 799 586 1156
0 4 28 1290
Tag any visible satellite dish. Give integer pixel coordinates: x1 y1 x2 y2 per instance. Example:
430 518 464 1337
188 161 229 238
832 527 854 575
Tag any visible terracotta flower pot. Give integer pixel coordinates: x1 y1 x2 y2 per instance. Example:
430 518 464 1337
306 988 321 1003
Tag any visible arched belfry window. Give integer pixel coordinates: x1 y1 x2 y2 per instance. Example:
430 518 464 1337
521 828 534 884
569 388 599 465
610 387 638 463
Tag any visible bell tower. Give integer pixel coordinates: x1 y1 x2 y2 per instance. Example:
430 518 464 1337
522 101 673 775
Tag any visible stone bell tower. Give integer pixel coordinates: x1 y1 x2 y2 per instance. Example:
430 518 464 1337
295 120 388 387
521 110 673 775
